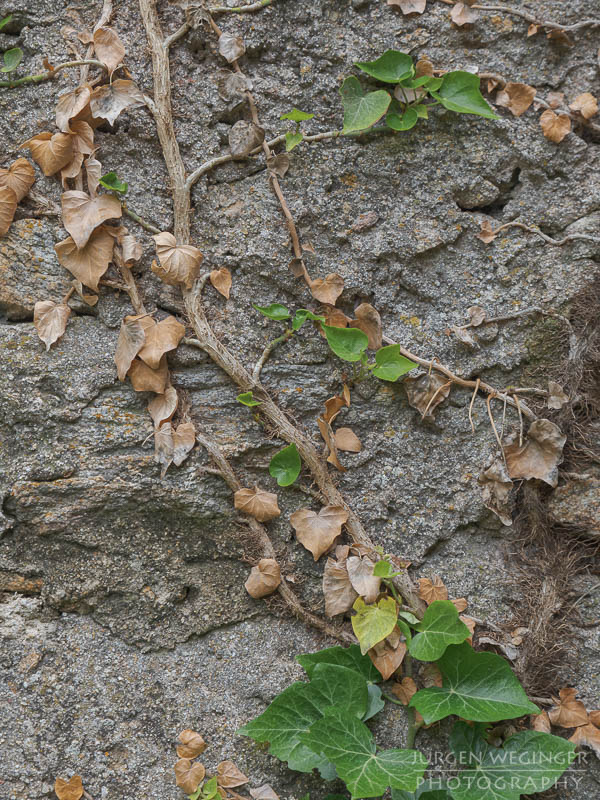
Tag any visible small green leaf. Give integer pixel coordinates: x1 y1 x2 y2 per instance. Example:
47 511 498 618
99 171 128 194
373 560 399 578
1 47 23 73
0 15 13 32
352 596 398 655
188 787 203 800
414 104 429 119
323 324 368 362
433 71 498 119
201 777 219 799
253 302 291 321
340 76 391 134
396 618 412 644
408 600 471 661
297 644 382 683
387 107 419 131
398 610 420 626
355 50 414 83
293 308 325 331
371 344 417 381
409 642 540 724
363 683 386 721
392 781 451 799
237 391 262 407
269 443 301 486
285 131 304 151
281 108 314 122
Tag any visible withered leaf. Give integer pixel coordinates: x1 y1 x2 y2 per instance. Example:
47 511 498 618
452 597 468 613
323 550 358 616
216 69 252 101
321 305 350 329
504 419 566 487
210 267 232 299
415 57 434 77
115 315 148 381
392 676 418 704
478 455 514 526
0 158 35 201
309 273 344 305
317 415 346 472
460 615 476 643
174 759 206 794
89 79 145 126
172 421 195 466
61 190 122 249
495 82 536 116
55 225 115 292
290 505 349 561
451 2 479 25
334 427 362 453
467 305 486 326
476 219 497 244
540 110 571 143
177 729 207 759
266 154 290 178
70 279 98 306
346 555 381 604
404 372 451 419
0 185 17 237
69 121 94 159
55 85 91 132
245 558 281 598
549 688 589 728
219 32 246 63
531 710 551 733
148 386 178 429
34 300 71 351
451 325 478 348
93 27 125 73
155 422 175 478
418 575 448 605
21 131 74 176
527 23 540 36
547 380 568 410
387 0 426 12
152 231 203 289
249 785 280 800
323 394 347 424
369 638 406 680
54 776 84 800
349 303 382 350
589 711 600 727
217 760 249 788
84 155 102 198
229 120 265 160
128 355 169 394
569 723 600 757
137 316 186 370
569 92 598 120
545 91 565 110
234 487 280 522
546 29 573 46
422 663 443 688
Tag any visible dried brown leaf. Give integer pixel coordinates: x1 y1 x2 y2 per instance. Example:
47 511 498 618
460 615 476 642
0 158 35 202
349 303 382 350
387 0 426 13
346 556 381 604
547 29 573 46
323 395 347 424
219 32 246 63
93 27 125 73
546 91 564 109
504 419 566 487
120 233 143 266
334 427 362 453
0 185 17 237
451 597 468 613
323 552 358 616
309 273 344 305
589 711 600 727
210 267 232 299
137 316 185 370
128 355 169 394
172 421 195 466
216 69 253 100
451 325 478 348
70 121 94 158
392 676 418 704
34 300 71 351
476 219 497 244
115 314 148 381
540 110 571 143
527 23 540 36
569 92 598 120
451 2 479 25
89 79 145 126
547 380 568 410
55 225 115 292
70 279 98 306
267 154 290 179
177 729 207 759
404 372 451 419
174 759 206 794
21 132 74 176
61 190 122 249
422 663 443 687
249 785 280 800
245 558 281 598
234 487 280 522
290 505 349 561
84 155 102 197
321 305 350 329
55 85 92 132
495 82 536 116
478 455 514 526
549 688 589 728
154 422 174 478
229 120 265 160
415 57 434 77
317 416 346 472
54 776 84 800
569 723 600 757
369 638 406 680
467 305 486 326
148 386 178 429
419 575 448 605
217 761 249 788
531 710 551 733
152 231 203 289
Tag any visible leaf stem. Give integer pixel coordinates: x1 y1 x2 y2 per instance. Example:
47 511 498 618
252 329 294 381
0 59 106 88
122 203 162 235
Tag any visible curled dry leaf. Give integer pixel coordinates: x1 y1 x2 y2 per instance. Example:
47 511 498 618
476 219 497 244
452 597 468 613
229 120 265 160
148 386 178 429
266 154 290 179
216 69 252 101
21 131 73 176
334 427 362 453
540 110 571 143
569 92 598 120
54 776 84 800
349 303 382 350
93 27 125 73
217 760 249 788
451 2 479 26
174 759 206 794
153 231 203 289
478 455 514 526
155 422 175 478
234 487 280 522
404 372 451 419
84 155 102 197
589 711 600 728
0 158 35 201
549 688 589 728
531 710 551 733
495 82 536 116
249 785 280 800
317 415 346 472
418 575 448 605
547 380 568 410
323 394 348 424
392 676 418 705
545 91 565 110
467 305 486 326
0 185 17 237
34 300 71 351
460 615 476 643
309 273 344 306
321 305 350 329
55 85 91 132
210 267 232 299
90 79 145 126
346 555 381 604
128 355 169 394
415 57 434 77
569 723 600 758
369 638 407 681
137 316 186 370
387 0 426 12
69 121 95 161
219 32 246 63
115 314 148 381
71 279 98 306
504 419 566 488
61 191 122 249
121 233 143 265
245 558 281 599
55 224 115 292
177 729 207 759
172 421 196 467
323 549 358 616
290 505 349 561
451 325 478 349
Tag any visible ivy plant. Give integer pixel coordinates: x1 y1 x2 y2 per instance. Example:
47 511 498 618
280 107 315 152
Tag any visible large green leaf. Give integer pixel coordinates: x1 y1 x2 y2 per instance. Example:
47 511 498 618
299 707 427 798
253 302 291 321
433 71 498 119
409 643 539 724
297 644 381 683
238 663 369 773
371 344 417 381
1 47 23 73
352 596 398 655
408 600 471 661
448 721 576 800
340 76 391 134
355 50 414 84
323 324 369 362
269 443 301 486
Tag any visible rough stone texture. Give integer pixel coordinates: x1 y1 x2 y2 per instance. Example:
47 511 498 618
1 0 600 797
549 469 600 538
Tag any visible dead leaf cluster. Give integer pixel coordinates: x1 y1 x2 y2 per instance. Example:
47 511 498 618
531 689 600 759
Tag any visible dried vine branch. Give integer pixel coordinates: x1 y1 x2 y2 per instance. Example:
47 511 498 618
0 59 107 88
472 4 600 34
481 220 600 247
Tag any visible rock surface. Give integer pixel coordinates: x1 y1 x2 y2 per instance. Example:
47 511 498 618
1 0 599 797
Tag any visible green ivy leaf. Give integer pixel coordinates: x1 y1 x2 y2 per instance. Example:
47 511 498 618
253 302 291 321
201 777 219 800
281 108 314 122
99 171 128 194
339 76 391 134
352 596 398 655
432 71 498 119
1 47 23 73
293 308 326 331
409 643 539 724
373 559 399 578
398 610 420 626
237 391 261 407
371 344 417 381
363 683 386 721
408 600 471 661
392 782 451 799
269 443 301 486
238 663 369 773
414 104 429 119
0 15 13 32
355 50 415 84
299 707 428 798
387 108 419 131
285 131 304 151
449 721 576 800
323 324 369 362
297 644 382 683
